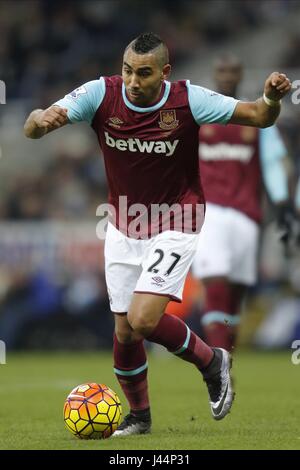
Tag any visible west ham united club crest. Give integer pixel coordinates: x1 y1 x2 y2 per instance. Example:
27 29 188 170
158 110 179 130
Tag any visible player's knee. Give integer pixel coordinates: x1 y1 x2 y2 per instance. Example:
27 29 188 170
114 318 135 344
114 327 135 344
127 309 158 337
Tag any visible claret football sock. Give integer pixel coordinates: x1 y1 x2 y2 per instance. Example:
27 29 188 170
113 334 150 412
202 280 243 351
202 320 236 352
146 313 213 369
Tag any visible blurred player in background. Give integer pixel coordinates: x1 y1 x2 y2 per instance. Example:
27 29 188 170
24 34 291 436
193 54 293 352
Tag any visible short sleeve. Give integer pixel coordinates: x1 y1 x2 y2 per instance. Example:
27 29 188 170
259 126 289 203
259 126 287 163
187 81 239 125
54 77 106 124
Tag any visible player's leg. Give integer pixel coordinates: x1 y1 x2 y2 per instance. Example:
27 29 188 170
226 209 259 348
128 292 234 420
199 208 259 351
113 313 151 436
104 223 151 435
201 276 246 351
127 230 234 420
192 204 246 351
128 292 213 367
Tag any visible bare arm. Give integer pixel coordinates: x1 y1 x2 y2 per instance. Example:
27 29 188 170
229 72 292 128
24 106 69 139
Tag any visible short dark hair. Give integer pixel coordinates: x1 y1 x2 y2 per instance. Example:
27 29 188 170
131 32 163 54
126 32 169 67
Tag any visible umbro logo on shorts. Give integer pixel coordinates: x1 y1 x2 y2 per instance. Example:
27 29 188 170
104 131 179 157
151 276 165 287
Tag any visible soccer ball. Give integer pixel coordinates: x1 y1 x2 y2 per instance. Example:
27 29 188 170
64 383 122 439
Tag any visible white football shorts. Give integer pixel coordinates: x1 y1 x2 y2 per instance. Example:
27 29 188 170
105 222 200 312
192 203 259 285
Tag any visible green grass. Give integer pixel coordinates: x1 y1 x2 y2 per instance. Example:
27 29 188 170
0 350 299 450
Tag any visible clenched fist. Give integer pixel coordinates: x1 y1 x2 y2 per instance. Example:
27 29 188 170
264 72 292 102
24 106 69 139
34 106 69 131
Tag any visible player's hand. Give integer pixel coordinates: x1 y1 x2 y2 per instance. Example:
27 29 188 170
33 106 69 132
264 72 292 101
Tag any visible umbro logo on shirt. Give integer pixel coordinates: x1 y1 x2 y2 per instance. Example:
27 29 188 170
107 117 124 129
104 131 179 157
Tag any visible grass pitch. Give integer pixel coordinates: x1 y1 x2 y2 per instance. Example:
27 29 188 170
0 349 299 450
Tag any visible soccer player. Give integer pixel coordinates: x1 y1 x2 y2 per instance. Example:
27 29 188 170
24 33 291 436
192 54 292 352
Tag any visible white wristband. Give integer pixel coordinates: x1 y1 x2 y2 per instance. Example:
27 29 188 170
263 93 281 107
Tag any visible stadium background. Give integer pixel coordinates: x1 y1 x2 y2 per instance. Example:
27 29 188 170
0 0 300 352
